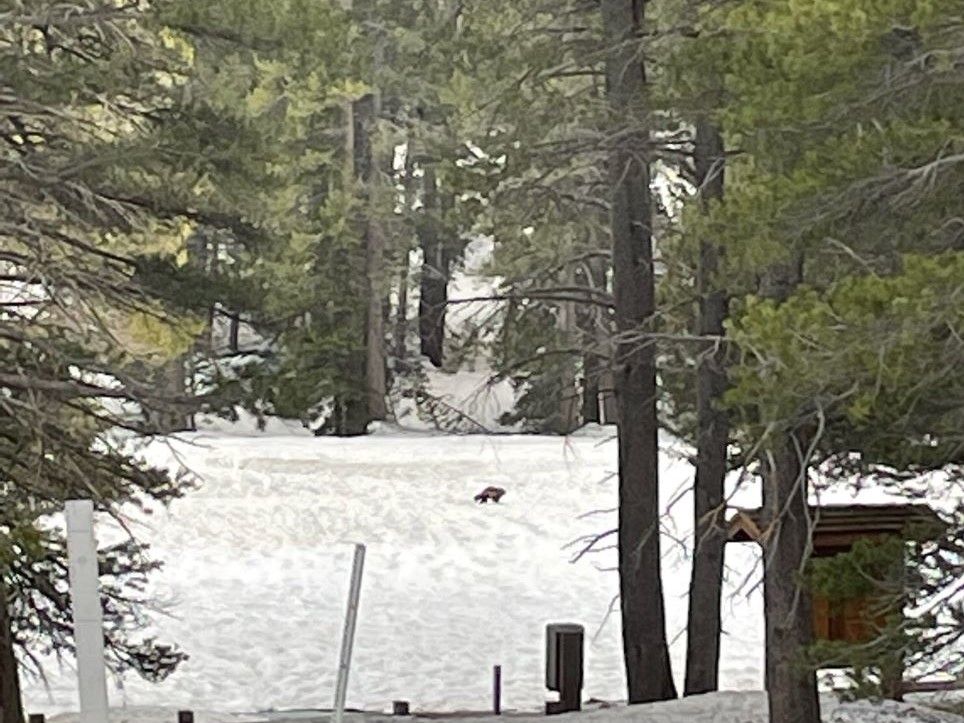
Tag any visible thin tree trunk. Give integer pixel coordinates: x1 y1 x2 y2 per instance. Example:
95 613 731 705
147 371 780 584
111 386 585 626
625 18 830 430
581 353 601 424
762 433 820 723
228 313 240 353
152 357 190 433
207 237 219 353
556 268 581 434
601 0 677 703
393 149 417 368
0 577 24 723
684 117 729 696
600 365 618 424
758 256 819 722
352 93 388 422
579 257 607 425
393 253 410 365
556 292 581 434
418 166 448 368
319 98 369 436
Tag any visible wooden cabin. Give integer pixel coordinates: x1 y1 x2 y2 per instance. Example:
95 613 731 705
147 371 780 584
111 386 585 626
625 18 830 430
727 503 943 646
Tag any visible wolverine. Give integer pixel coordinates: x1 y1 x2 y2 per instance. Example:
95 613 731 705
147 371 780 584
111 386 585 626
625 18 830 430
473 486 506 504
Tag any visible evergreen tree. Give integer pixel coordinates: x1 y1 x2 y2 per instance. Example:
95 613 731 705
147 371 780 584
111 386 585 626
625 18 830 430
668 0 964 716
0 1 228 718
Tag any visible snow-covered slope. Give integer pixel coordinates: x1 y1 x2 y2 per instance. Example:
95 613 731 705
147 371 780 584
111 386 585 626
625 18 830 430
22 425 768 716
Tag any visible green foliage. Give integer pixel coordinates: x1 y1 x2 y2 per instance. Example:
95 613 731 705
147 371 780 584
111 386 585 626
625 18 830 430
805 538 942 700
725 253 964 469
0 0 220 698
809 538 905 602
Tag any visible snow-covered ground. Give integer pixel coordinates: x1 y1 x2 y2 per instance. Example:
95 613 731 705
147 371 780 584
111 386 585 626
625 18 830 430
41 692 964 722
23 422 770 717
21 407 959 718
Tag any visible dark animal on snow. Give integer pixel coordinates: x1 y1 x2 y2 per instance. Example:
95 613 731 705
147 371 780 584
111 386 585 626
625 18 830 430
474 486 506 504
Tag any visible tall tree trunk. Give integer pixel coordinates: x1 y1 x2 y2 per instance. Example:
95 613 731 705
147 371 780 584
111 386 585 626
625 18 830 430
318 98 369 436
418 166 448 368
684 117 729 696
352 93 388 422
759 256 819 723
762 433 820 723
601 0 677 703
0 577 24 723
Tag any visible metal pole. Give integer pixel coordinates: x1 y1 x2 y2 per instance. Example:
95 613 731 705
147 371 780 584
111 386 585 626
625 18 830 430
493 665 502 715
65 500 109 723
333 544 366 723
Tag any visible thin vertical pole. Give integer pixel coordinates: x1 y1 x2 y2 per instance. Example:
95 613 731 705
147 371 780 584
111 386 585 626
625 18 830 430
65 500 109 723
333 544 366 723
493 665 502 715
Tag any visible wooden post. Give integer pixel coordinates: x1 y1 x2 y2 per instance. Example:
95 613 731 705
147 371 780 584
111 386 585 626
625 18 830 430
493 665 502 715
27 715 45 723
392 701 410 716
177 712 194 723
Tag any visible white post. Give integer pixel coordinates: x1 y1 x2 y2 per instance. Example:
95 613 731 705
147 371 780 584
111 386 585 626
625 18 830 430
333 544 366 723
65 500 110 723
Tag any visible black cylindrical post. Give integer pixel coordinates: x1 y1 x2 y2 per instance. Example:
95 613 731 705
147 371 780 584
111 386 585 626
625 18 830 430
493 664 502 715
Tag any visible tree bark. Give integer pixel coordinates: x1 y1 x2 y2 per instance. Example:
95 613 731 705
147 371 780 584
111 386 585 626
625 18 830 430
418 166 448 368
600 365 619 424
393 251 410 366
684 117 729 696
758 255 819 722
228 312 240 353
579 257 608 425
556 269 581 435
762 433 821 723
581 353 601 424
352 93 388 422
601 0 677 703
151 357 190 433
0 577 24 723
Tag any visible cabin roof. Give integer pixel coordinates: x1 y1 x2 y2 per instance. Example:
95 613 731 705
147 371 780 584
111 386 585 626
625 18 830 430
726 503 943 544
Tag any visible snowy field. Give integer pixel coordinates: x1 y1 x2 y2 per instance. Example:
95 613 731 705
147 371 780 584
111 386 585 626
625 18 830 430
23 419 772 717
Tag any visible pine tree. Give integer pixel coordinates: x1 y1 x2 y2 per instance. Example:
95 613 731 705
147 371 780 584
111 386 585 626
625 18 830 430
0 2 225 717
600 0 678 703
681 0 964 716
